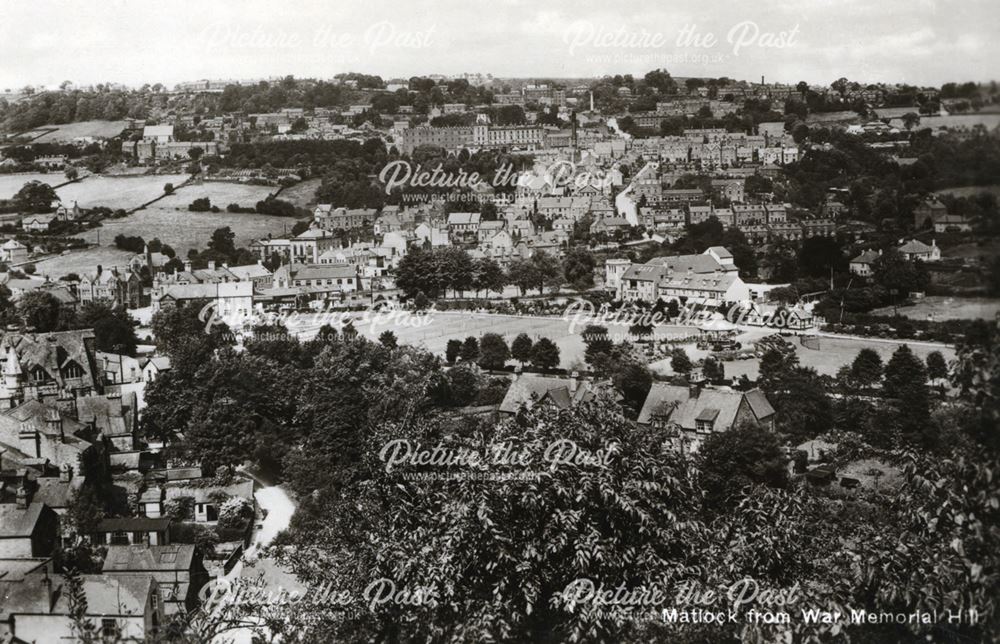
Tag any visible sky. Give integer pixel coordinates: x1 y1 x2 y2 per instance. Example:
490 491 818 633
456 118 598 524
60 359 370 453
1 0 997 90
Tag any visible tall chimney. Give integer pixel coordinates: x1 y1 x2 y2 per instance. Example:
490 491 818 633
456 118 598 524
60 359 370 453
689 383 701 399
46 408 63 440
15 484 28 509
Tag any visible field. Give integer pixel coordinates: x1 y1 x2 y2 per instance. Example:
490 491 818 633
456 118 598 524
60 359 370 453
284 311 957 379
79 205 298 255
871 296 1000 321
2 173 303 257
16 120 127 143
33 246 134 279
276 177 323 209
0 172 190 210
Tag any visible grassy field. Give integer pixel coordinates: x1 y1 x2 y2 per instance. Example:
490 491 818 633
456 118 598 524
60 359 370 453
33 246 134 279
79 206 297 255
0 173 190 210
284 311 957 379
21 120 127 143
871 296 1000 321
276 177 323 209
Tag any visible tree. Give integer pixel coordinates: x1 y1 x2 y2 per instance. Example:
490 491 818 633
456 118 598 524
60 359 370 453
378 330 398 350
902 112 920 130
670 348 692 376
275 399 703 642
478 333 509 370
64 167 79 182
208 226 237 259
563 248 596 290
884 344 930 436
445 339 462 364
926 351 948 381
14 180 58 213
613 362 652 413
510 333 533 366
703 356 725 383
163 183 174 194
447 364 479 405
874 249 929 295
699 423 788 509
582 325 613 366
17 290 63 332
770 366 834 441
506 257 539 296
472 258 506 296
530 337 560 371
460 336 479 363
850 348 883 389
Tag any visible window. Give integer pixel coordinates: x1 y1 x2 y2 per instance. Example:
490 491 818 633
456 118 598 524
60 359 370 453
63 361 85 379
110 531 129 545
101 619 119 641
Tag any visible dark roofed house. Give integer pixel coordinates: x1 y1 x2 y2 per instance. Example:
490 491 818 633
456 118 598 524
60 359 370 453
103 544 206 614
498 373 597 415
0 502 59 558
637 383 775 453
0 571 162 642
90 517 172 547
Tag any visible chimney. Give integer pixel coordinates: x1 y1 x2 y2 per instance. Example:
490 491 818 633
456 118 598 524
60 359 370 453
931 239 936 247
96 265 103 277
46 408 63 440
689 383 702 399
18 422 40 458
208 260 216 271
569 371 580 393
40 570 53 612
15 484 28 509
60 463 72 482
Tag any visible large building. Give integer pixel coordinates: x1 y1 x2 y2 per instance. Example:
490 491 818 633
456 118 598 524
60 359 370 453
400 124 546 154
615 248 749 306
637 383 776 453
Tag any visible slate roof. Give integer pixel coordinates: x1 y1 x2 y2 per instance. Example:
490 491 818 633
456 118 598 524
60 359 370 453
0 502 44 538
498 375 595 414
637 384 775 428
103 544 196 572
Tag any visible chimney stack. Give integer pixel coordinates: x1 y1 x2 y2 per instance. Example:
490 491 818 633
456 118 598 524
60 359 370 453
60 463 72 482
569 371 579 393
46 408 63 440
208 260 216 271
41 570 53 612
689 383 701 399
15 484 28 509
184 260 193 272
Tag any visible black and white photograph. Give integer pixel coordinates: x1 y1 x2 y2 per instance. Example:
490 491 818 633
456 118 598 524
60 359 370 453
0 1 998 642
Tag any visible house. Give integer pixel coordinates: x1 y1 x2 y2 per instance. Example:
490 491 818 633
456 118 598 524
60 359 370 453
0 571 163 642
0 502 59 558
849 249 881 277
90 517 172 546
498 374 596 415
95 352 142 386
102 544 206 615
637 383 776 453
20 215 56 232
604 258 631 291
141 357 171 383
162 478 255 524
0 240 28 264
0 330 102 408
152 282 255 320
226 262 273 290
75 391 139 452
897 239 941 262
78 267 144 309
290 227 340 263
447 212 481 241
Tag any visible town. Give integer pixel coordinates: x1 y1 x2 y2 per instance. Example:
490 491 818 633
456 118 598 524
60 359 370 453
0 14 998 643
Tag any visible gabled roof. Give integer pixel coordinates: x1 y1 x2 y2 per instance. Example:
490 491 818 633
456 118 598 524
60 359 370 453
103 544 196 572
898 239 933 254
637 384 775 428
0 502 45 538
850 250 880 265
498 375 595 414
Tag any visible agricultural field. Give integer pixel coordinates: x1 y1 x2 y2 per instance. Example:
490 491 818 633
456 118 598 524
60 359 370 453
871 296 1000 321
0 172 190 210
276 177 323 209
78 205 297 255
33 246 134 279
933 184 1000 199
16 119 127 143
